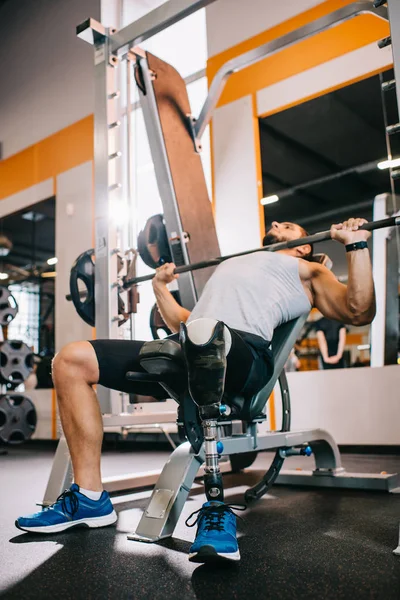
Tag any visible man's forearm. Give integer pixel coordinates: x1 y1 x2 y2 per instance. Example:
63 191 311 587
346 249 376 324
152 282 191 333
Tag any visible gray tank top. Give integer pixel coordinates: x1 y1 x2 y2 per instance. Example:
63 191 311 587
187 252 311 342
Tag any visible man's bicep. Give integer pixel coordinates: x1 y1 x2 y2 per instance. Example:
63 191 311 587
312 266 352 322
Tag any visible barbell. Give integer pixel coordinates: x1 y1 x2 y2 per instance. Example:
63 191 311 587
123 216 400 288
67 215 399 326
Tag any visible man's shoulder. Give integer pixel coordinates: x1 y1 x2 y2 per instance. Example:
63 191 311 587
299 258 324 280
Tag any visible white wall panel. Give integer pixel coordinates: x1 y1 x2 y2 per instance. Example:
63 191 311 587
0 180 54 218
286 365 400 445
212 96 260 255
55 162 94 351
28 389 55 440
257 43 393 117
206 0 325 57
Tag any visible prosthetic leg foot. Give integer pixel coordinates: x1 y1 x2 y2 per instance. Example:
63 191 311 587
180 319 243 564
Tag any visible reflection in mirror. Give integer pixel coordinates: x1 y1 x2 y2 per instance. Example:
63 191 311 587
0 196 55 389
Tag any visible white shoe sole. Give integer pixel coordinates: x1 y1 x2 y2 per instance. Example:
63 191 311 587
16 510 118 534
189 546 240 564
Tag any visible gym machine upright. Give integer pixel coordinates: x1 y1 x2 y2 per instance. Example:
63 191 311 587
43 0 400 533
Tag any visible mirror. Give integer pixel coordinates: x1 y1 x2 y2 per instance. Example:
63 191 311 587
259 70 399 371
0 196 55 388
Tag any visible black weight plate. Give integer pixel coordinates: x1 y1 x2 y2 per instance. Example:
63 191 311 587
137 214 172 269
69 249 95 327
0 340 34 385
149 290 181 339
0 393 37 444
0 286 18 326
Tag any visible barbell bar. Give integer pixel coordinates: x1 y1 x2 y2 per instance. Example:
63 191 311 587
123 216 400 288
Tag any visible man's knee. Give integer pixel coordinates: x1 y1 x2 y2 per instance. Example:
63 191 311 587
52 341 99 385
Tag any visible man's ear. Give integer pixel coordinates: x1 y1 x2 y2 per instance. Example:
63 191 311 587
296 244 312 258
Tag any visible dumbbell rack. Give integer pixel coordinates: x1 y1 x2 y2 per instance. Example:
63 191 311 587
0 287 37 450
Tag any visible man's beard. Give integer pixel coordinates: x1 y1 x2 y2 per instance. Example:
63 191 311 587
263 231 281 246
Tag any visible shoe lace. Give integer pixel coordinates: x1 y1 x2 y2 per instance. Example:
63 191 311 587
185 503 246 531
36 489 80 517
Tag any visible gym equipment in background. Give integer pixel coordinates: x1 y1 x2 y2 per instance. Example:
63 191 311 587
0 340 34 387
0 393 37 444
69 249 95 327
0 287 18 327
149 290 181 339
68 214 170 327
137 214 172 269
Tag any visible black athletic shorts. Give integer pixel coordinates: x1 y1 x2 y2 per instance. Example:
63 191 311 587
89 328 273 401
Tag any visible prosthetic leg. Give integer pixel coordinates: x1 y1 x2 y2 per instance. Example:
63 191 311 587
180 319 243 564
179 318 232 501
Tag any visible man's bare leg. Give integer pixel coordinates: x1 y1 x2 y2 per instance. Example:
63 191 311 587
52 341 103 491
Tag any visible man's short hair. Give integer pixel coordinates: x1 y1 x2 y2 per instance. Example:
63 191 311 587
262 223 314 260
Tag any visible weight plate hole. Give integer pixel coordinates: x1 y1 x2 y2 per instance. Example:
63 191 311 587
0 352 7 367
10 341 23 351
26 410 37 428
10 372 23 382
0 410 6 428
11 395 24 406
9 431 25 443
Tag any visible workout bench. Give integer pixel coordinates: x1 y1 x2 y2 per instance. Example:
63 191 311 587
125 309 400 543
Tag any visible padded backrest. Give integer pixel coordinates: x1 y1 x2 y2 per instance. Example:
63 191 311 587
240 312 309 421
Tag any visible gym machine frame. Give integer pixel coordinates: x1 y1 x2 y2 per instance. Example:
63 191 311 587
75 0 389 415
43 0 400 532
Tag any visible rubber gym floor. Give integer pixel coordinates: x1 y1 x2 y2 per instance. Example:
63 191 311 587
1 443 400 600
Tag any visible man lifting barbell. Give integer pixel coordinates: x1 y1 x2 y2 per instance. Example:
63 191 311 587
16 217 376 564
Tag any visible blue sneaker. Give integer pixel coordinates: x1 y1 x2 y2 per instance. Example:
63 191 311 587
186 501 245 564
15 484 117 534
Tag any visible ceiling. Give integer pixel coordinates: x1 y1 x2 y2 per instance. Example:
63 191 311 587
1 197 55 279
260 69 400 233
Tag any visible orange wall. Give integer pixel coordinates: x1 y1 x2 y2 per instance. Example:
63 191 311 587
206 0 390 110
0 115 94 201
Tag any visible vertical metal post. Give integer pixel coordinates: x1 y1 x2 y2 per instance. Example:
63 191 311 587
371 194 388 367
131 53 198 309
385 226 399 364
126 54 136 342
93 36 121 413
388 0 400 122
